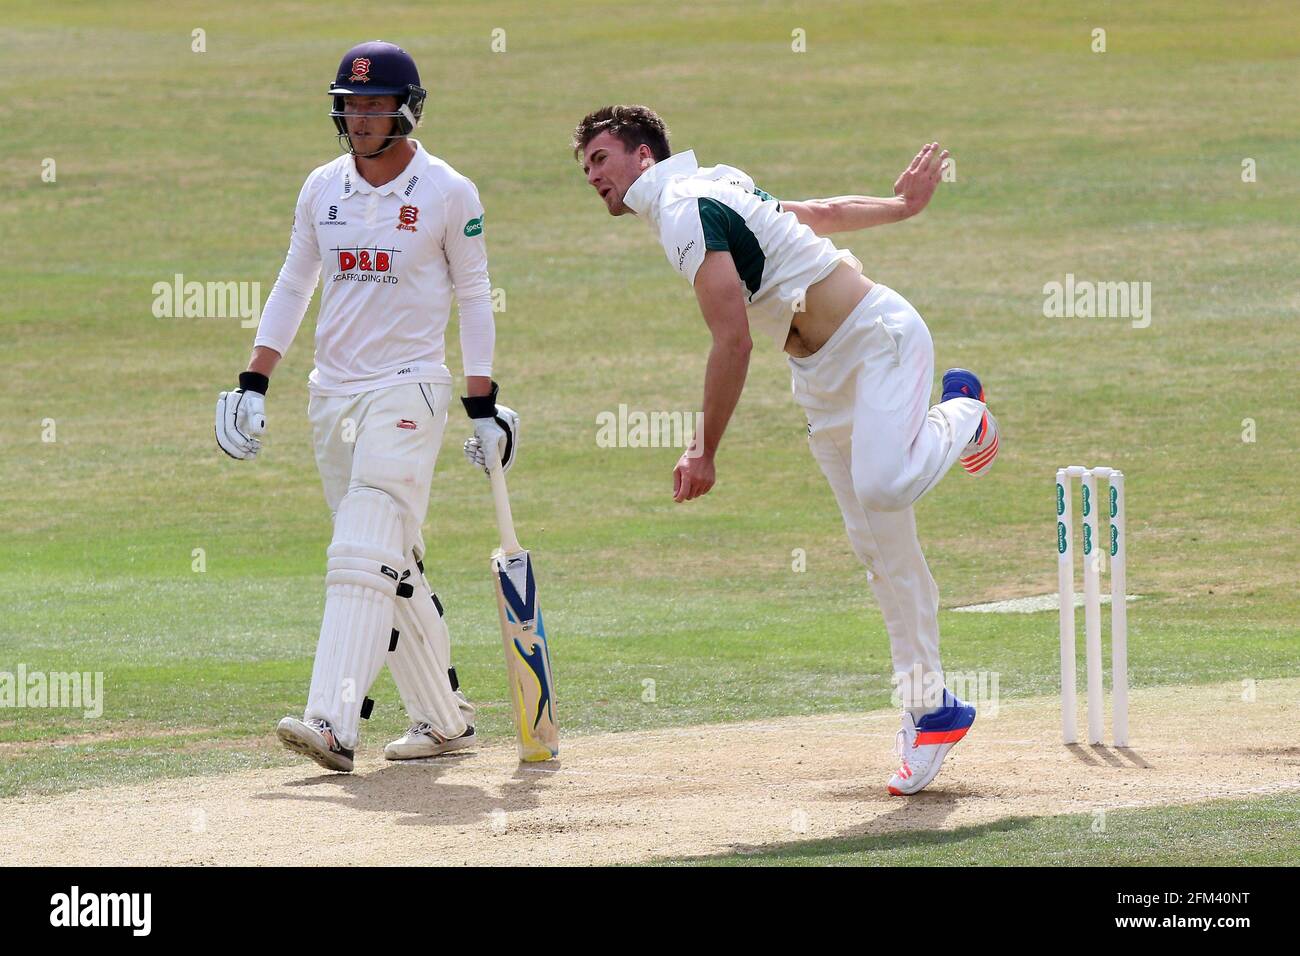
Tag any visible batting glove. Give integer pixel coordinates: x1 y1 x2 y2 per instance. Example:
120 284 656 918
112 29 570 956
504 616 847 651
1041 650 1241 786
461 381 519 475
215 371 269 461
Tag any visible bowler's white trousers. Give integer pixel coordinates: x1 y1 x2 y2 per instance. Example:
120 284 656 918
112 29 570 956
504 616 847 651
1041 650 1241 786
788 284 985 707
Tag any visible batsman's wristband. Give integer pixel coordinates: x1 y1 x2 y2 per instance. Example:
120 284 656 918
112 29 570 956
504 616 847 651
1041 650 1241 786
461 379 500 419
239 371 270 396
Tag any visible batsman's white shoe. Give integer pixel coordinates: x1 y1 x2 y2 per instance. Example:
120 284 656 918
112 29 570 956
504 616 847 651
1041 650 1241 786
888 690 976 796
384 722 477 760
276 716 354 773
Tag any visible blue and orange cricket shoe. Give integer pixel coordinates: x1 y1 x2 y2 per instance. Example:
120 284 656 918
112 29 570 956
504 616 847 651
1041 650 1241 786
888 689 977 796
942 367 999 477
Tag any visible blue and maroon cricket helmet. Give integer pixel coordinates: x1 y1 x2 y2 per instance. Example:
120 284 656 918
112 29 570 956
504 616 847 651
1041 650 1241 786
328 41 427 155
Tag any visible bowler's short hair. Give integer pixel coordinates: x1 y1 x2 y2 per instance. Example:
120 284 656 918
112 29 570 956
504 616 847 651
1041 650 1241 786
572 105 671 162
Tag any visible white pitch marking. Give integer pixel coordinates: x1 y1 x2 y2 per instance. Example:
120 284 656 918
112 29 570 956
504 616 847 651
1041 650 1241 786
953 593 1140 614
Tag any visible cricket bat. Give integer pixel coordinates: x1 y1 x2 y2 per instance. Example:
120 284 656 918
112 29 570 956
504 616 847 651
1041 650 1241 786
487 448 559 762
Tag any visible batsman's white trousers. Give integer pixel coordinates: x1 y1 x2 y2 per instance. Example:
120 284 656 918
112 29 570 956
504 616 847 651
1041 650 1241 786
309 381 449 559
304 380 453 746
789 284 985 708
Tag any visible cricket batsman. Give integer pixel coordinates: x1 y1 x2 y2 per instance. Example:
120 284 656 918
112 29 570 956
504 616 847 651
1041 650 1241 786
214 41 519 772
573 106 999 795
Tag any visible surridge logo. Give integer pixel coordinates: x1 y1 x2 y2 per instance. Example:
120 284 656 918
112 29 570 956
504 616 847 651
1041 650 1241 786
331 246 401 284
50 886 151 936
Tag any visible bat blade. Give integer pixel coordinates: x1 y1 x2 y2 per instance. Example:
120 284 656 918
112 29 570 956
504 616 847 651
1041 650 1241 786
492 546 558 761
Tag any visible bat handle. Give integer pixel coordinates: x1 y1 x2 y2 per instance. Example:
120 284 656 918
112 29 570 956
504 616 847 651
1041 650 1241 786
487 445 522 555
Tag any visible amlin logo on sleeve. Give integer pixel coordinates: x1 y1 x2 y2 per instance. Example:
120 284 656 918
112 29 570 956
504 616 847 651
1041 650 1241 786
50 886 151 936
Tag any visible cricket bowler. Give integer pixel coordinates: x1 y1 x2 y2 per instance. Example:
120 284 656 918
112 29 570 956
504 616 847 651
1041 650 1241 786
573 105 999 795
214 41 520 772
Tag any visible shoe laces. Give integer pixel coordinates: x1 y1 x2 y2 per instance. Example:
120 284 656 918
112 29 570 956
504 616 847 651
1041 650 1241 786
895 714 918 767
306 718 338 749
410 721 447 743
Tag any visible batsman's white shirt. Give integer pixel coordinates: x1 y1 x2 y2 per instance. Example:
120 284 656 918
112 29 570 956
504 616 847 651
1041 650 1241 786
254 140 495 396
621 149 861 347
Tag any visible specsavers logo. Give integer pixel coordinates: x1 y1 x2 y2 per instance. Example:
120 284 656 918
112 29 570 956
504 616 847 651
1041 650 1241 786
331 245 401 284
463 215 484 237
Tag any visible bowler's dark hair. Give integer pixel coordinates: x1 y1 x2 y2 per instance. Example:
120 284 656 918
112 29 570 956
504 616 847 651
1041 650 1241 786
572 105 671 162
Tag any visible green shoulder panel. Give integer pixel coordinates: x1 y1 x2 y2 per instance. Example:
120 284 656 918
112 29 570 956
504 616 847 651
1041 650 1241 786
697 197 765 298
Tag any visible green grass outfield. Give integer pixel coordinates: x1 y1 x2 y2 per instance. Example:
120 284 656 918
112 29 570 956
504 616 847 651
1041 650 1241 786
1 1 1297 864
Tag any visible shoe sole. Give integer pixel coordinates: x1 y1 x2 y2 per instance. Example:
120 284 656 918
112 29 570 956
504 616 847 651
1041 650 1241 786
960 411 999 476
276 722 354 773
961 431 999 475
384 730 478 761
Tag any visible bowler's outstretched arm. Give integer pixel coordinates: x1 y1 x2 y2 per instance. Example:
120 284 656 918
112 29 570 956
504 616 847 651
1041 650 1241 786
784 142 950 235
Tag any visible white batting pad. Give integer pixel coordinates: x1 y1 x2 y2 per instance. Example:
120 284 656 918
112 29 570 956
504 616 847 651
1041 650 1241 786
306 487 405 750
389 561 467 740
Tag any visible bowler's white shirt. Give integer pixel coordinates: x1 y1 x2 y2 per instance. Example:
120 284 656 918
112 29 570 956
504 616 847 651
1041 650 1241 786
622 150 861 348
255 140 495 396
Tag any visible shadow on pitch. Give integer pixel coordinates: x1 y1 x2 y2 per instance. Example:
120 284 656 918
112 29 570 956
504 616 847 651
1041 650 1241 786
251 757 562 827
1066 743 1151 768
669 811 1040 866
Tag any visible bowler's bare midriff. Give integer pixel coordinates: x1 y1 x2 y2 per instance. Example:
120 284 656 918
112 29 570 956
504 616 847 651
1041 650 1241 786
783 261 875 358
